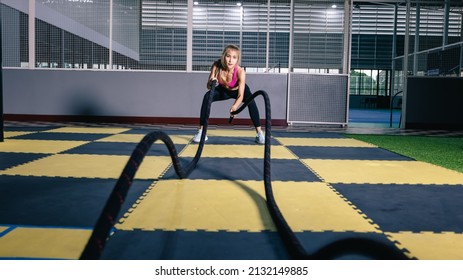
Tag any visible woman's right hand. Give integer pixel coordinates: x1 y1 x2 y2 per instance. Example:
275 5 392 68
208 77 218 89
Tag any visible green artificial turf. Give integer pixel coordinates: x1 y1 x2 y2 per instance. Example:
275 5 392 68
347 134 463 173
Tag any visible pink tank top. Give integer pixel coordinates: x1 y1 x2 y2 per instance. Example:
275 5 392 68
219 65 239 88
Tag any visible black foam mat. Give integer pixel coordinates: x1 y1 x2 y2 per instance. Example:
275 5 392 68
0 153 50 170
332 183 463 232
65 141 186 156
161 157 320 181
287 146 414 160
101 229 291 260
0 175 153 227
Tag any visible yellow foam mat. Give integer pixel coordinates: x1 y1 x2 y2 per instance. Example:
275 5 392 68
276 137 377 147
205 129 258 137
117 179 273 232
0 227 91 259
117 180 378 233
181 144 297 159
96 133 191 144
303 159 463 184
0 139 88 154
388 232 463 260
272 181 380 232
4 131 37 138
0 154 172 179
43 127 130 134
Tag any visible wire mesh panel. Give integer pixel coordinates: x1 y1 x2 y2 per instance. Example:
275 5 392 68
267 2 291 73
287 73 348 125
192 1 241 71
2 0 463 73
241 2 269 70
393 1 463 77
0 4 28 68
389 1 463 128
141 0 187 70
37 0 112 69
192 0 291 72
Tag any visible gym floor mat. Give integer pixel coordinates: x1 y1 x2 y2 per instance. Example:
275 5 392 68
1 123 462 260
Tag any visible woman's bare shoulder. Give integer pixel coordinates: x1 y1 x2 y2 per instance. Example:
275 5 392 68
237 65 246 76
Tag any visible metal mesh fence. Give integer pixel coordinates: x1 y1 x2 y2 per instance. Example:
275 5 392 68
287 73 348 125
392 1 463 95
1 0 461 74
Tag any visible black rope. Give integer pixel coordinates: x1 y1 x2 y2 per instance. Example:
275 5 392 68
80 81 409 260
235 92 409 260
230 90 308 259
79 82 216 260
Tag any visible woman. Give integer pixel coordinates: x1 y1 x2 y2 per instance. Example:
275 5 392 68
193 44 264 144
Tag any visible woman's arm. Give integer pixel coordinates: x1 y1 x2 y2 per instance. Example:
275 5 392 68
207 62 219 89
230 67 245 113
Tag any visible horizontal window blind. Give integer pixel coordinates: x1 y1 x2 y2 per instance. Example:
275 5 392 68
141 0 188 70
292 0 345 70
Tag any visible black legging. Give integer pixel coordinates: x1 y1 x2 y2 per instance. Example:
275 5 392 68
199 84 261 128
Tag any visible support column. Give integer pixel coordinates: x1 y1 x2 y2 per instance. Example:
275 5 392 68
1 5 4 142
109 0 113 69
28 0 35 69
265 0 270 72
343 0 352 127
460 13 463 77
288 0 294 72
401 0 411 129
391 3 398 93
413 2 420 75
342 0 352 75
443 0 450 46
187 0 193 72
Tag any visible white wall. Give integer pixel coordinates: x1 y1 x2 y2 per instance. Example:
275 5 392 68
3 69 288 122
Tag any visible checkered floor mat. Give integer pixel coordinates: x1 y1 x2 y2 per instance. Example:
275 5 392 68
1 123 463 259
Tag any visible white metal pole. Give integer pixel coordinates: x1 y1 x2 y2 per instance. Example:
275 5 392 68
460 15 463 76
342 0 352 75
389 3 398 127
391 3 398 96
443 0 450 46
187 0 193 72
343 0 353 127
109 0 113 69
28 0 35 69
1 3 4 142
413 3 420 75
288 0 294 72
286 0 295 125
401 0 411 129
239 5 243 51
265 0 270 72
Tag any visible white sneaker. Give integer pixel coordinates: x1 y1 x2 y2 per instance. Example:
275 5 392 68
255 131 265 144
193 129 208 143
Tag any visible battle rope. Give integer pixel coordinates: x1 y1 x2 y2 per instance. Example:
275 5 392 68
79 82 216 260
234 92 409 260
80 81 409 260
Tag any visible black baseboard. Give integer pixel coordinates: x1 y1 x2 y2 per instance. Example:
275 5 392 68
4 114 287 127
